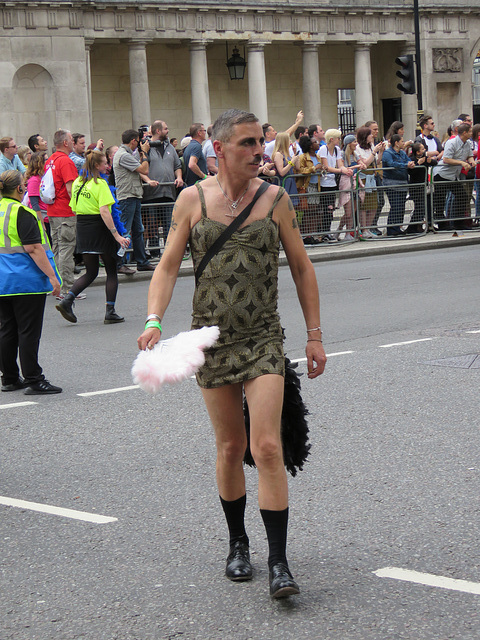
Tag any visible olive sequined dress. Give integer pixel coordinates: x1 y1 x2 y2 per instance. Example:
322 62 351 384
190 183 286 389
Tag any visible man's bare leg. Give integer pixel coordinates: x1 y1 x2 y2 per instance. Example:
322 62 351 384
244 374 300 598
201 382 252 580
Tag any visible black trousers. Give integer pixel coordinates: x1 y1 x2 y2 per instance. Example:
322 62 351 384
0 294 46 385
433 175 470 228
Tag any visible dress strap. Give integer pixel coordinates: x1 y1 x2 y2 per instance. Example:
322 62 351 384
267 186 286 218
195 182 208 218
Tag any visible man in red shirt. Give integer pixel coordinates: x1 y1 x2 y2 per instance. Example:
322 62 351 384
45 130 78 298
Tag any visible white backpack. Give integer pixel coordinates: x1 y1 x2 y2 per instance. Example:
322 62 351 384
40 163 55 204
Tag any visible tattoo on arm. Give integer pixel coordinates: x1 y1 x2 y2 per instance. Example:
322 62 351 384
170 214 178 232
287 198 294 211
292 216 299 229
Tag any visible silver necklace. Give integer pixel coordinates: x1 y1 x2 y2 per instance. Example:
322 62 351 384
215 176 250 217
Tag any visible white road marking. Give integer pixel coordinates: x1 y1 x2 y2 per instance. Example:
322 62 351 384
326 350 355 357
0 496 117 524
290 351 354 365
374 567 480 595
78 385 139 397
466 330 480 334
0 401 37 409
379 338 434 348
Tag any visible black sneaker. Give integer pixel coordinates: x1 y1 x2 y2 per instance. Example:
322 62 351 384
24 380 62 395
1 378 26 392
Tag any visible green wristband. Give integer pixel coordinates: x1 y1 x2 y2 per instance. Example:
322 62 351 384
145 320 162 332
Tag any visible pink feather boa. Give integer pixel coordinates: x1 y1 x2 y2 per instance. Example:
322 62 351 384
132 326 220 393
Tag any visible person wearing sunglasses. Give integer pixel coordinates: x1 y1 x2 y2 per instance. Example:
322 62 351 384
0 137 26 175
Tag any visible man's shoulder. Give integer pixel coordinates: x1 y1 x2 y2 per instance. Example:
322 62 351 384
190 140 203 155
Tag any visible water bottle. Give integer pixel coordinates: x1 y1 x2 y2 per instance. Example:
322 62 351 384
117 234 130 257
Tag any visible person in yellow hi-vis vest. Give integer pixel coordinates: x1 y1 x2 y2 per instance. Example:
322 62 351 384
0 170 62 395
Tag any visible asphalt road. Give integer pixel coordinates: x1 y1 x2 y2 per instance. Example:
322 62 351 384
1 245 480 640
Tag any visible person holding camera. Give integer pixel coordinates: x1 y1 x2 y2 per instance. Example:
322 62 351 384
113 129 156 273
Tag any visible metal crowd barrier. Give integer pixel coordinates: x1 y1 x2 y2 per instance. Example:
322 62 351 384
430 175 480 233
287 165 432 244
134 171 480 258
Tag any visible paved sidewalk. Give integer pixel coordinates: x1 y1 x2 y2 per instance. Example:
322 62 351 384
85 229 480 286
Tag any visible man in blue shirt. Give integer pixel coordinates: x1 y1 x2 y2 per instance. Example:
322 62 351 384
0 138 26 174
182 123 207 186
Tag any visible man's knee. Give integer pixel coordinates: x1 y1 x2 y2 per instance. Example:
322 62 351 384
217 437 247 466
250 434 283 468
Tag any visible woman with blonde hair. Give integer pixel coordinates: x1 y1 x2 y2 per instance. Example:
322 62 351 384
55 149 130 325
17 145 32 168
272 131 300 202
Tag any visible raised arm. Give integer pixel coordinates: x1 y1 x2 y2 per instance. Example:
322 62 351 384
285 110 304 138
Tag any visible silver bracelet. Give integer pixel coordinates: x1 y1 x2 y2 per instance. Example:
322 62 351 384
146 313 162 323
306 326 322 333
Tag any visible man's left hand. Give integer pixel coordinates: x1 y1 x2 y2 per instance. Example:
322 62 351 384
306 341 327 379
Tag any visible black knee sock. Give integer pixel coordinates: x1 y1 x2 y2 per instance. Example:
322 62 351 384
260 507 289 569
219 494 249 547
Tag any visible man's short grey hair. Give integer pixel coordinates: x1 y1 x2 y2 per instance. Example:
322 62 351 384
53 129 71 147
212 109 259 143
450 119 462 132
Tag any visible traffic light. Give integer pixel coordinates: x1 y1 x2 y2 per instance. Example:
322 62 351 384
395 55 416 95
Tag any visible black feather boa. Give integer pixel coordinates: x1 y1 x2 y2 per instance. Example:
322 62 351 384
243 357 311 477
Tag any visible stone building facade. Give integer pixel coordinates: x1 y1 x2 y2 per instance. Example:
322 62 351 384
1 0 479 149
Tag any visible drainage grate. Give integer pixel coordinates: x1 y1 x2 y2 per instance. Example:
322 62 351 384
422 354 480 369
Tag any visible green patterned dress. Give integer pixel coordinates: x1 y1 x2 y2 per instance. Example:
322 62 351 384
190 183 286 389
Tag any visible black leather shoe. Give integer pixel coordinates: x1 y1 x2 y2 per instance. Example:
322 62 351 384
24 380 62 395
225 541 253 581
1 378 26 392
137 264 156 272
269 562 300 598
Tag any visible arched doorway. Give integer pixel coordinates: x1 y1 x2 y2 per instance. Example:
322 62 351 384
12 64 56 147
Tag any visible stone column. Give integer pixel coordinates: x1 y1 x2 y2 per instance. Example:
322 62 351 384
302 43 322 126
190 41 211 126
247 42 268 123
354 44 374 127
84 38 94 141
400 46 418 140
128 40 151 129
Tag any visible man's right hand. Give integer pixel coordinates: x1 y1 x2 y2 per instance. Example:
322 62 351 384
137 326 162 351
140 140 150 154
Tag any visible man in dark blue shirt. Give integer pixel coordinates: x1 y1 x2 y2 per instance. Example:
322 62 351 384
182 123 207 186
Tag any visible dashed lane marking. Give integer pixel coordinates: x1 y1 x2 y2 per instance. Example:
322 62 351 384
0 496 117 524
78 385 139 397
466 330 480 334
374 567 480 595
379 338 435 348
0 401 37 409
291 351 355 365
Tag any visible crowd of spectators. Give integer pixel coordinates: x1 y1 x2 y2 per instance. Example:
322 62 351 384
1 110 478 270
